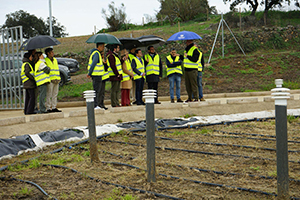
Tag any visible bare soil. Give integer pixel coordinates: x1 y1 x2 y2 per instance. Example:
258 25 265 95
1 118 300 199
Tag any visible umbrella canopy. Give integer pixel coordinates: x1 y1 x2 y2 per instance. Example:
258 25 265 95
86 33 121 44
118 38 143 50
167 31 202 41
19 35 61 51
137 35 165 47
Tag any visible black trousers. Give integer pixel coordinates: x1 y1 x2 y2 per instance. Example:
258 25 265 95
147 81 159 102
92 76 102 107
24 88 35 115
135 78 144 105
99 80 106 108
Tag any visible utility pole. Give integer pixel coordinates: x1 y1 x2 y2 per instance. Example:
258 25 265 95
49 0 53 37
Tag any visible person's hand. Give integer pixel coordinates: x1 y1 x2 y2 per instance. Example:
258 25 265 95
87 74 91 78
142 73 146 76
103 60 107 64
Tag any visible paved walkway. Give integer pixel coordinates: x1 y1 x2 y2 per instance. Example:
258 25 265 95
0 90 299 138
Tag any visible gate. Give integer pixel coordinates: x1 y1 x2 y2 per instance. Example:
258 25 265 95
0 26 24 110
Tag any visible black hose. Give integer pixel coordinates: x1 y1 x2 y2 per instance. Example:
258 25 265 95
131 132 300 153
100 139 300 164
0 176 57 200
100 161 300 200
41 163 184 200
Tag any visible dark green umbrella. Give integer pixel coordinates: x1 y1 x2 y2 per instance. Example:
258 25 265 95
86 33 121 44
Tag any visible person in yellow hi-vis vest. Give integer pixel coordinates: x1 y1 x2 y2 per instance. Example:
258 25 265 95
183 40 201 102
87 43 106 109
21 52 36 115
128 46 137 104
131 49 146 106
99 51 109 110
33 52 50 113
120 49 134 106
143 46 163 104
194 43 205 101
44 48 62 112
107 44 122 107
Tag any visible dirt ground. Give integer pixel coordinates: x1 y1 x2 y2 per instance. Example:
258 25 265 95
1 118 300 199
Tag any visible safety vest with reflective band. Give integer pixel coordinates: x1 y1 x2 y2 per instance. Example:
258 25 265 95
34 60 50 86
107 54 123 77
102 70 109 81
166 55 182 76
128 53 135 62
132 57 145 80
145 54 160 76
20 62 34 83
45 57 61 81
121 59 132 82
196 49 203 72
183 46 199 69
87 50 104 76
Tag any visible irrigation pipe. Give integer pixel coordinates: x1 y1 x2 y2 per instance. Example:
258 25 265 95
0 176 57 200
41 163 184 200
131 133 300 153
100 139 300 164
101 149 300 183
101 161 300 200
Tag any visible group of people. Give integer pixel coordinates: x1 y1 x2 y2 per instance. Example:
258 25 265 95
88 39 205 110
21 48 62 115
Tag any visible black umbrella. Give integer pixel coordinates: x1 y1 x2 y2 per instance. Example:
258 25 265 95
19 35 61 51
137 35 165 47
118 38 143 50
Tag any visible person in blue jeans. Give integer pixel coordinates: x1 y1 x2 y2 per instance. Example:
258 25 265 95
165 48 184 103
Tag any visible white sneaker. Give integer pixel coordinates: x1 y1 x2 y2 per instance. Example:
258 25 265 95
94 106 101 110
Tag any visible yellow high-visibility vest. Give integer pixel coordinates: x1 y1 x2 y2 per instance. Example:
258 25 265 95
45 57 61 81
107 54 123 77
21 62 34 83
145 54 160 76
166 55 182 76
183 46 199 69
132 57 145 80
196 49 203 72
121 59 132 82
87 50 104 76
34 60 50 86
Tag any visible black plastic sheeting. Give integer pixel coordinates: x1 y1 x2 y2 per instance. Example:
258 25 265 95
1 129 84 158
117 118 198 129
0 135 36 157
38 129 84 142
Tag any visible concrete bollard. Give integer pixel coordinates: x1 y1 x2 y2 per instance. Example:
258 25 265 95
271 79 290 199
83 90 100 163
143 89 156 182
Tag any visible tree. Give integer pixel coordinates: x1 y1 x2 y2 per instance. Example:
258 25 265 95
1 10 68 38
223 0 260 16
45 16 68 38
157 0 210 24
102 1 127 32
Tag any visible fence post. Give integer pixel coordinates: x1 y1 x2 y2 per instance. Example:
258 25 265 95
83 90 100 163
271 79 290 199
143 89 156 182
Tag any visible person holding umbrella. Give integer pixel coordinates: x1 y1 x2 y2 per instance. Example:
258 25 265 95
87 43 106 109
143 46 163 104
107 44 123 107
131 49 146 106
183 40 201 102
20 52 36 115
44 48 62 112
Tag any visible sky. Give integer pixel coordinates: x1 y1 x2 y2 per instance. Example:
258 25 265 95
0 0 298 37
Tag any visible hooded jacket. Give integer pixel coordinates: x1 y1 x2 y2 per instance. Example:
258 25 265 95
22 57 36 89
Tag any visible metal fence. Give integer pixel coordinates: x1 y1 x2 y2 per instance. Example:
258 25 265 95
0 26 24 110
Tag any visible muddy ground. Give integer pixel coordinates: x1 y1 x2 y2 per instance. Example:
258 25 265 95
1 118 299 199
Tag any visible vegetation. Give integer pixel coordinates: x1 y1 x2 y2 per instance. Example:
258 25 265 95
1 10 67 38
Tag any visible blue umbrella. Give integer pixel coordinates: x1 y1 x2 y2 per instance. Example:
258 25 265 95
167 31 202 41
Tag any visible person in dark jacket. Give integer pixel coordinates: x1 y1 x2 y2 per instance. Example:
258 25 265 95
143 46 163 104
21 52 36 115
107 44 122 107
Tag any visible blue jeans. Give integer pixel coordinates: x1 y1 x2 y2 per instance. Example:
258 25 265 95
168 73 181 100
197 71 203 99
